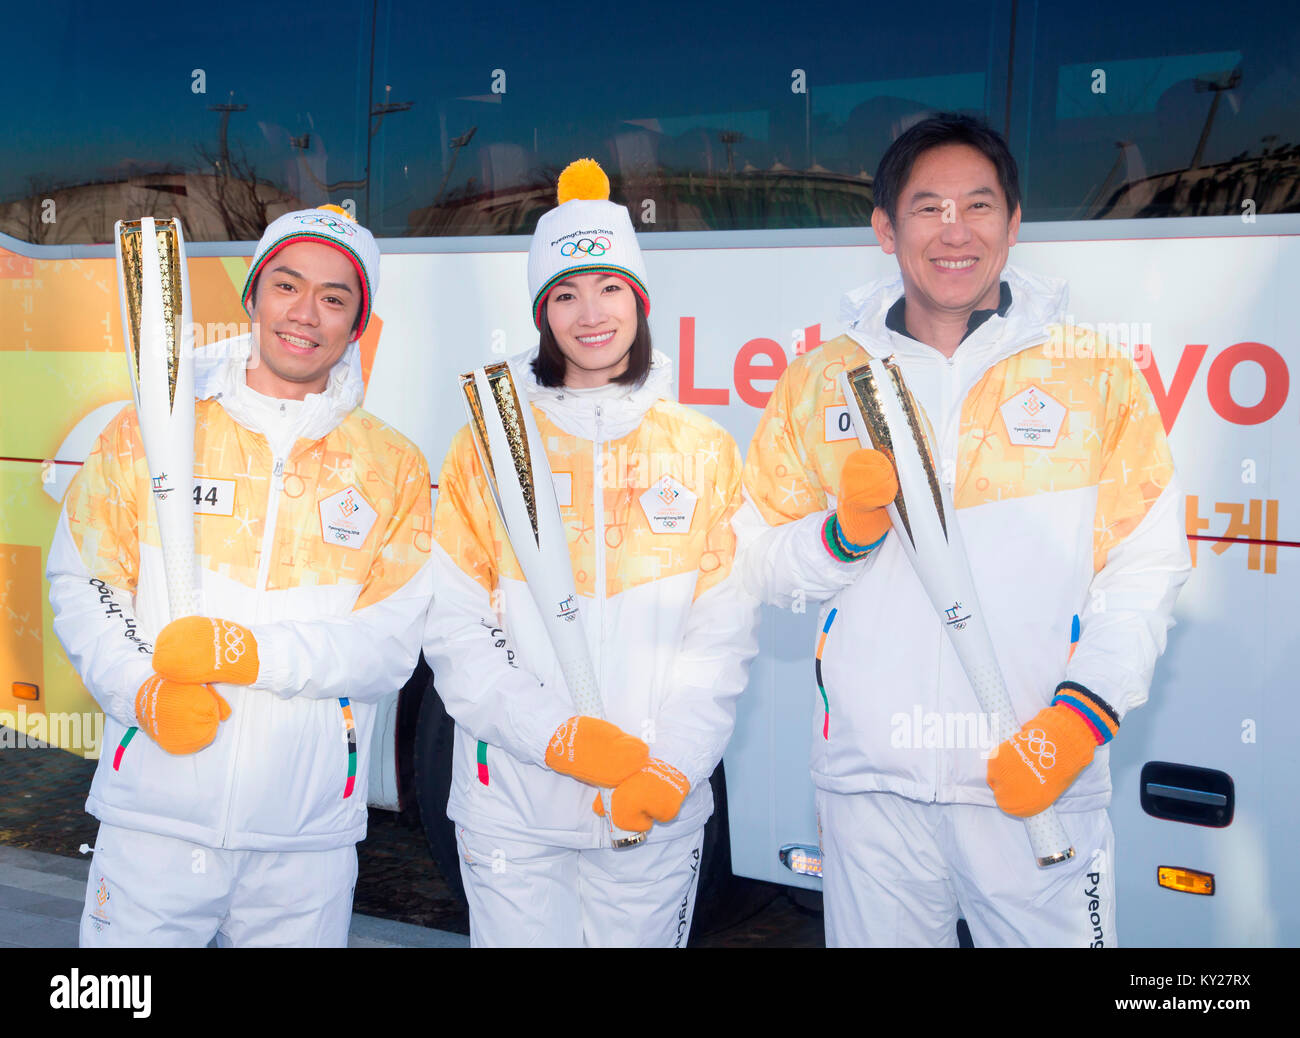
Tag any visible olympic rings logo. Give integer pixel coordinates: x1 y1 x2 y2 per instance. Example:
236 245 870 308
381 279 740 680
221 622 247 664
559 236 611 257
1022 430 1042 441
293 214 356 236
1019 728 1056 769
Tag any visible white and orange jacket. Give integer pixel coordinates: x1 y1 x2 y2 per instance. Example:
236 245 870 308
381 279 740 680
736 265 1192 811
47 336 433 851
424 350 760 848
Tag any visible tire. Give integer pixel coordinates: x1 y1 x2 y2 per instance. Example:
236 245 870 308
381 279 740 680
412 673 465 903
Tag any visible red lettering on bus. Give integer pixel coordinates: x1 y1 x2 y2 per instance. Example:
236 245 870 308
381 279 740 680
734 338 787 408
1205 342 1289 425
1141 344 1207 434
678 316 729 405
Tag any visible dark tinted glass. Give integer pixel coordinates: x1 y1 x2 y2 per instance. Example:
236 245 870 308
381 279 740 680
1018 5 1300 220
3 1 1297 242
366 0 1006 237
1 0 371 245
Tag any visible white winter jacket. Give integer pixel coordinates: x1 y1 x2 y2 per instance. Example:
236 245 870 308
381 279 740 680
735 265 1192 811
424 350 760 848
47 336 433 851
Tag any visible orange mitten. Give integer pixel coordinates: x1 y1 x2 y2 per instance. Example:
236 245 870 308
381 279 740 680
593 759 692 833
831 448 898 554
153 616 259 685
134 674 231 755
545 716 649 787
987 696 1116 817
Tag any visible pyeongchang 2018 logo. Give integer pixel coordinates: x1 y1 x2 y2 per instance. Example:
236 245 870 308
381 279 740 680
551 228 615 254
150 472 173 501
556 595 578 623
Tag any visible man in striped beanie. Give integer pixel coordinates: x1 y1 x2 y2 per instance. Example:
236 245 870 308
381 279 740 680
50 204 434 947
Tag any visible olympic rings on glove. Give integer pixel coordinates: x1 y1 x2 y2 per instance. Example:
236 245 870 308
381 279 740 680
1019 728 1057 769
222 621 248 664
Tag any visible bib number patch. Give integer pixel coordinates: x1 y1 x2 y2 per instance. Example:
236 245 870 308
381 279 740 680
824 405 855 442
193 477 236 516
318 486 378 550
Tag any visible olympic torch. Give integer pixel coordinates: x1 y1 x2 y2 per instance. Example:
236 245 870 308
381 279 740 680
460 362 645 849
115 217 198 623
838 355 1074 868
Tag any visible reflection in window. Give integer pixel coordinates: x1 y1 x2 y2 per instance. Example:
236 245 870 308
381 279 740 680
4 2 1296 244
1022 6 1300 220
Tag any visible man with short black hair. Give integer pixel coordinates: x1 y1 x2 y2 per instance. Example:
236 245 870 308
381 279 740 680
737 114 1190 946
49 206 433 947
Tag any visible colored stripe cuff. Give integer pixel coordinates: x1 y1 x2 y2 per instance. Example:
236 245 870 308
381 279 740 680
1053 682 1120 744
822 514 885 562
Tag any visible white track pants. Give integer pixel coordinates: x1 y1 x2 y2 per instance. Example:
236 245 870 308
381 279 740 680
817 790 1116 948
80 822 358 948
456 825 705 947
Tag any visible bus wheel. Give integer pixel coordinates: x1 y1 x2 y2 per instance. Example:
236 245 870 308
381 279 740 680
412 674 465 902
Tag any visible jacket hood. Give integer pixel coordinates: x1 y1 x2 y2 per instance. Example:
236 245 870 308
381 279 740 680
839 263 1070 368
514 347 674 441
195 333 364 443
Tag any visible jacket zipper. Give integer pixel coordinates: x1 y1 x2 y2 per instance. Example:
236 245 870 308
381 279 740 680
591 405 608 846
934 354 958 803
219 450 286 848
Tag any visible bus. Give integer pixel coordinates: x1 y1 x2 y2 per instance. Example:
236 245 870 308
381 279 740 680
2 0 1297 944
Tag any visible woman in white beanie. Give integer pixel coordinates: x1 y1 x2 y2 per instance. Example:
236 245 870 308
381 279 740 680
424 160 761 947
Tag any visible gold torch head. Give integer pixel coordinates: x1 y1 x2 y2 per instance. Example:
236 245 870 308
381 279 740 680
116 218 186 410
117 221 146 385
460 363 541 546
882 357 947 542
459 372 497 484
842 355 948 547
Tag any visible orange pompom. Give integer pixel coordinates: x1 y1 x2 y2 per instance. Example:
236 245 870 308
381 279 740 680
318 203 355 221
556 159 610 204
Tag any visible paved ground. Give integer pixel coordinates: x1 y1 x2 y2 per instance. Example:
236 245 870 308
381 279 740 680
0 728 824 948
0 844 466 948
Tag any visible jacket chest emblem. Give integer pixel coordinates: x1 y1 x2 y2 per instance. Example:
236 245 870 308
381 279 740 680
999 385 1066 447
319 486 378 550
639 475 697 534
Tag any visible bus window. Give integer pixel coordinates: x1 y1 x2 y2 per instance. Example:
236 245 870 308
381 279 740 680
1015 3 1300 220
0 1 372 245
370 0 1010 236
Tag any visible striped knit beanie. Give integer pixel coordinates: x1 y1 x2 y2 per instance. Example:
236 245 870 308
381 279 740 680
242 205 379 338
527 159 649 328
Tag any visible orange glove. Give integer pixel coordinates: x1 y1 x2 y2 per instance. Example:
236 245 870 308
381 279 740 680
134 674 231 755
593 759 692 833
987 688 1119 817
829 448 898 557
153 616 259 685
544 716 649 787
